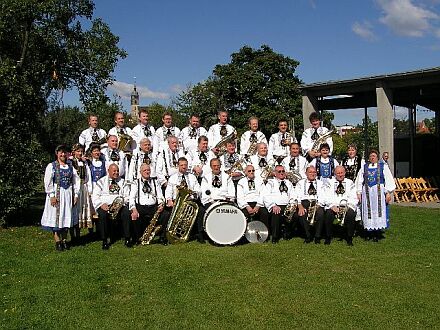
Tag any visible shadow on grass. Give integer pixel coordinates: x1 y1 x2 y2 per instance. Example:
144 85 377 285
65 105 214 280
7 192 45 227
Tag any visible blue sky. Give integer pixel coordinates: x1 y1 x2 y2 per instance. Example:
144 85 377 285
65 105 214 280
65 0 440 125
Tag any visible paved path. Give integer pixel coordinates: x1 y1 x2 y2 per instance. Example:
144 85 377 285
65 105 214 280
393 201 440 209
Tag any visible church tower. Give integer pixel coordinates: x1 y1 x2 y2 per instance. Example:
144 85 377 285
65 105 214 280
130 79 140 121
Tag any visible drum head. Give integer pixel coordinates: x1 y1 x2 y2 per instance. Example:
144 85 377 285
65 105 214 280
245 221 269 243
204 202 247 245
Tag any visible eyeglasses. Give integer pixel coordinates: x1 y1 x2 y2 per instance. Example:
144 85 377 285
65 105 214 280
277 170 285 173
247 170 255 172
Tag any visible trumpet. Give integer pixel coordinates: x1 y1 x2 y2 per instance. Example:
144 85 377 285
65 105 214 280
334 199 348 226
283 200 298 223
307 199 317 225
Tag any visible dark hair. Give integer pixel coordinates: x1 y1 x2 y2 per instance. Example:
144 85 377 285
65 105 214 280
198 135 208 143
55 144 68 153
177 157 188 164
309 112 320 122
319 143 330 151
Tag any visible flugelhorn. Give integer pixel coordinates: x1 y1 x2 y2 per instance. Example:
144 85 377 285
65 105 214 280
214 130 236 157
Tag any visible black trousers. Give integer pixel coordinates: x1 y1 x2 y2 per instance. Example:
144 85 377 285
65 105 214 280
298 200 325 240
162 200 203 240
324 208 356 240
97 206 131 242
241 202 269 230
269 205 288 241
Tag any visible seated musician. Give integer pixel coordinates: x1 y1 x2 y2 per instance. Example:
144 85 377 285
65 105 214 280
129 164 167 245
295 165 326 244
187 135 215 183
91 164 131 250
156 136 185 190
263 165 297 244
127 137 157 184
101 135 127 178
164 157 202 242
237 165 269 231
281 142 307 187
221 141 246 193
323 166 357 246
199 158 235 243
308 143 339 185
250 142 273 183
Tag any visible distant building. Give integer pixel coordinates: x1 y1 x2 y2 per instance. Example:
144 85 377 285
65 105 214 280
335 125 360 136
130 83 140 122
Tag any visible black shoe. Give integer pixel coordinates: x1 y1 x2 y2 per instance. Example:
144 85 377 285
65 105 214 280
55 241 64 252
124 239 133 248
197 237 206 244
102 242 110 250
372 237 379 242
62 240 70 250
314 238 321 244
159 237 169 246
324 238 331 245
347 239 354 246
271 238 279 244
304 238 312 244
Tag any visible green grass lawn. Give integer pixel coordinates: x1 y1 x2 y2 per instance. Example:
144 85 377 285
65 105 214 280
1 205 439 329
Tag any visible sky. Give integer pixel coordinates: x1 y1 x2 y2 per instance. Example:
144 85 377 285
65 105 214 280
64 0 440 125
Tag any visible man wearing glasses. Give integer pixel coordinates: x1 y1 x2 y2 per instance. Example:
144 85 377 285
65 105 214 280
263 165 297 243
236 165 269 231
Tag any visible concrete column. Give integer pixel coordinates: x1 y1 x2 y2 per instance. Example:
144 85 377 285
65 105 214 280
302 92 318 130
376 82 394 175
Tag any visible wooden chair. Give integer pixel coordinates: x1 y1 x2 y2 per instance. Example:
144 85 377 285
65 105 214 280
421 177 439 202
393 178 409 203
404 177 426 203
397 178 416 202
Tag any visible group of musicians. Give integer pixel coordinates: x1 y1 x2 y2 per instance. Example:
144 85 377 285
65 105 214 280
41 110 396 251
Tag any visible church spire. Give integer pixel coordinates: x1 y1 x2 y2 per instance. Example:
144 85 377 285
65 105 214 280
131 76 139 106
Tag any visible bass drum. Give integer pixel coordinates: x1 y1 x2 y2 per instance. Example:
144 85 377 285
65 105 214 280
204 201 247 245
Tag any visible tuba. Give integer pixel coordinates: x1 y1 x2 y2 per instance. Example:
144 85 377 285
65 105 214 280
260 159 275 183
166 183 199 243
214 130 237 157
108 196 124 220
140 205 163 245
307 199 317 225
334 199 348 226
225 156 248 175
283 200 298 223
311 129 334 152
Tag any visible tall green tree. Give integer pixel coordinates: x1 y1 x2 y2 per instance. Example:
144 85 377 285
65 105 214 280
0 0 126 224
174 45 303 138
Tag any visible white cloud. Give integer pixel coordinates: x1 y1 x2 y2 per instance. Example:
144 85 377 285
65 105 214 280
376 0 439 37
352 21 377 40
170 84 185 94
108 81 169 100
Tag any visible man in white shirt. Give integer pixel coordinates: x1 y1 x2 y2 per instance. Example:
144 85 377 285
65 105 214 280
127 137 157 184
132 109 156 151
239 117 267 156
155 112 181 154
301 112 333 161
187 136 215 183
92 164 131 250
179 114 208 155
108 111 135 155
101 135 127 178
207 110 236 155
281 142 307 186
79 114 107 152
268 118 296 160
156 136 185 189
250 142 273 183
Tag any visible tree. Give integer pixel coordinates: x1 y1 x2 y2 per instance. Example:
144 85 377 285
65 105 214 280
0 0 126 225
174 45 303 138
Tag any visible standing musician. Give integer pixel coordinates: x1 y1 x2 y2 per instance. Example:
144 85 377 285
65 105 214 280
41 145 80 251
341 143 365 182
268 118 297 160
164 157 202 242
127 137 157 184
132 108 156 151
156 136 185 190
323 166 358 246
355 149 395 242
301 112 333 162
91 164 131 250
187 136 215 183
108 111 135 156
250 142 273 183
79 114 107 152
207 110 236 155
179 114 208 155
102 135 127 178
308 143 339 185
263 165 297 243
240 117 267 156
200 158 235 243
281 142 308 186
155 112 181 154
129 164 167 245
295 166 326 244
221 140 246 194
237 165 269 230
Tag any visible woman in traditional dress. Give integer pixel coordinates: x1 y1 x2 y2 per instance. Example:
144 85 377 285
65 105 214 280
70 143 92 243
356 149 395 241
41 145 80 251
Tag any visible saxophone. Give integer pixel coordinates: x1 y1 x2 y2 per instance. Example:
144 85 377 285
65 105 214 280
307 199 317 225
311 129 334 152
334 199 348 226
140 205 164 245
108 196 124 220
214 130 237 157
283 200 298 223
166 184 199 243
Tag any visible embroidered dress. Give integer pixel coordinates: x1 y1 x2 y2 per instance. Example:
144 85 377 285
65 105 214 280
356 161 396 230
41 162 79 231
71 158 93 228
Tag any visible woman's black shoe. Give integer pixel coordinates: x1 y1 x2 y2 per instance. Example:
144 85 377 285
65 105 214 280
55 241 64 252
